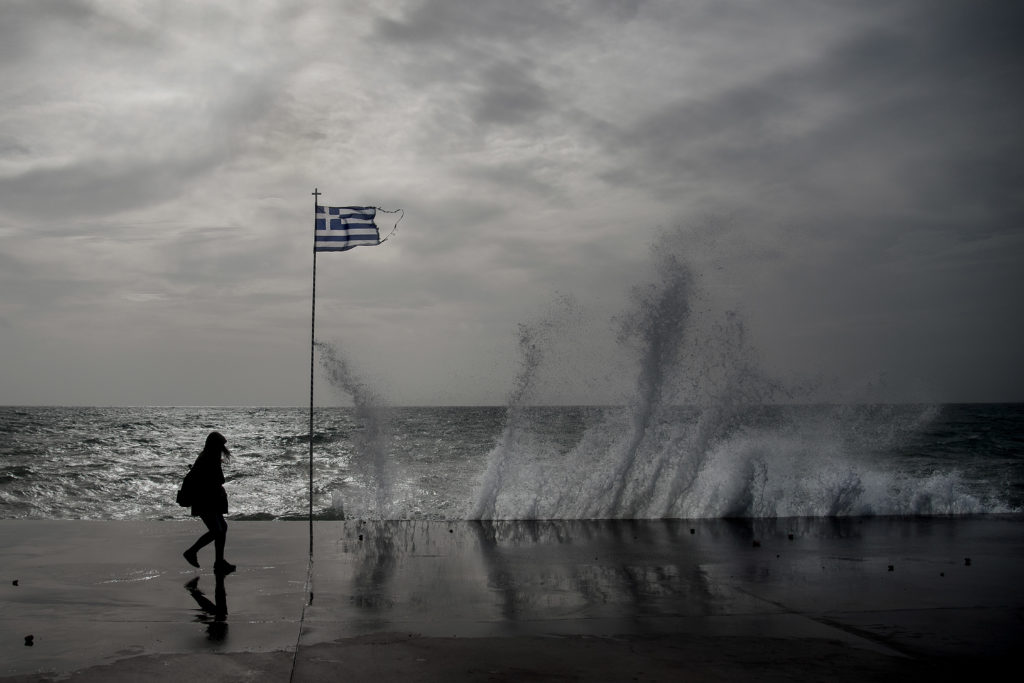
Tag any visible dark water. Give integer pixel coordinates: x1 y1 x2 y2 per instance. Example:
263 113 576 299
3 230 1020 521
0 403 1020 520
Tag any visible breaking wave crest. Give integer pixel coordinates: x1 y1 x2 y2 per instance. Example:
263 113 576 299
470 228 998 520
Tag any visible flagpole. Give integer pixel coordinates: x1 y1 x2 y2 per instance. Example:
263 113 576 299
309 188 320 564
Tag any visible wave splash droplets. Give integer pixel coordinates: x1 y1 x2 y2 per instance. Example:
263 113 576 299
471 296 578 520
317 342 394 518
470 228 991 520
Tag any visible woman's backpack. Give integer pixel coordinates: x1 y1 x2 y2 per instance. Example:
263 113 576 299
176 466 196 507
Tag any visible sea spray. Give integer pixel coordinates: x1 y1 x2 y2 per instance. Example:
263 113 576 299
578 237 783 518
469 226 991 519
469 228 771 519
316 341 394 518
604 250 692 515
471 296 578 520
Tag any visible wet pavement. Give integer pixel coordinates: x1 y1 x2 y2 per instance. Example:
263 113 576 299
1 516 1022 680
1 520 307 677
304 517 1024 657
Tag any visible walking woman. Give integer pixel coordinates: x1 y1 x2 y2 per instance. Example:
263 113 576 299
183 431 235 574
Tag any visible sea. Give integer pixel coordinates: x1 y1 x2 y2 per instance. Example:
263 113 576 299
0 403 1021 521
2 234 1021 522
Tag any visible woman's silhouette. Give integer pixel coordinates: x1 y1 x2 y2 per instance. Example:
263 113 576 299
183 431 235 574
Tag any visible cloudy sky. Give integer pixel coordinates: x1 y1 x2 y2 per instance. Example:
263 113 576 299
1 0 1021 406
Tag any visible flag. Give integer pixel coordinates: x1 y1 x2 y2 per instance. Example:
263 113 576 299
315 206 379 252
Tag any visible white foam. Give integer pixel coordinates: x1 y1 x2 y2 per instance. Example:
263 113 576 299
469 228 1000 520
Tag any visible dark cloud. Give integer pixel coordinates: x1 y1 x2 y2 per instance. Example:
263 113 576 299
0 0 96 62
375 0 572 46
0 158 211 221
1 0 1022 404
453 159 558 197
472 61 551 126
604 1 1024 233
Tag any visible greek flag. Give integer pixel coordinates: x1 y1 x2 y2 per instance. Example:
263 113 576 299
315 206 380 252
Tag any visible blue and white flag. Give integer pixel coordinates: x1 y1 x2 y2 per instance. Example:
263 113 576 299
315 206 379 252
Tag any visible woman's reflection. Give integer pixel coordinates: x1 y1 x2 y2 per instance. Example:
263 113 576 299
184 574 228 641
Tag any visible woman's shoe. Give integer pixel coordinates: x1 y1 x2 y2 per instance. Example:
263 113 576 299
183 549 200 568
214 560 236 575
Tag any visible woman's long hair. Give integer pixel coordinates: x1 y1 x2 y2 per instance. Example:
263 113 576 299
203 431 231 461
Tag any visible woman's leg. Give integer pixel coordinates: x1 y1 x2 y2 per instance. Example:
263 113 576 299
185 513 221 559
184 513 232 571
196 513 226 561
211 515 228 564
184 518 211 567
190 528 216 552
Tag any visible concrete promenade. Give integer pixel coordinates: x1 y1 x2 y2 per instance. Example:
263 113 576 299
2 517 1022 681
